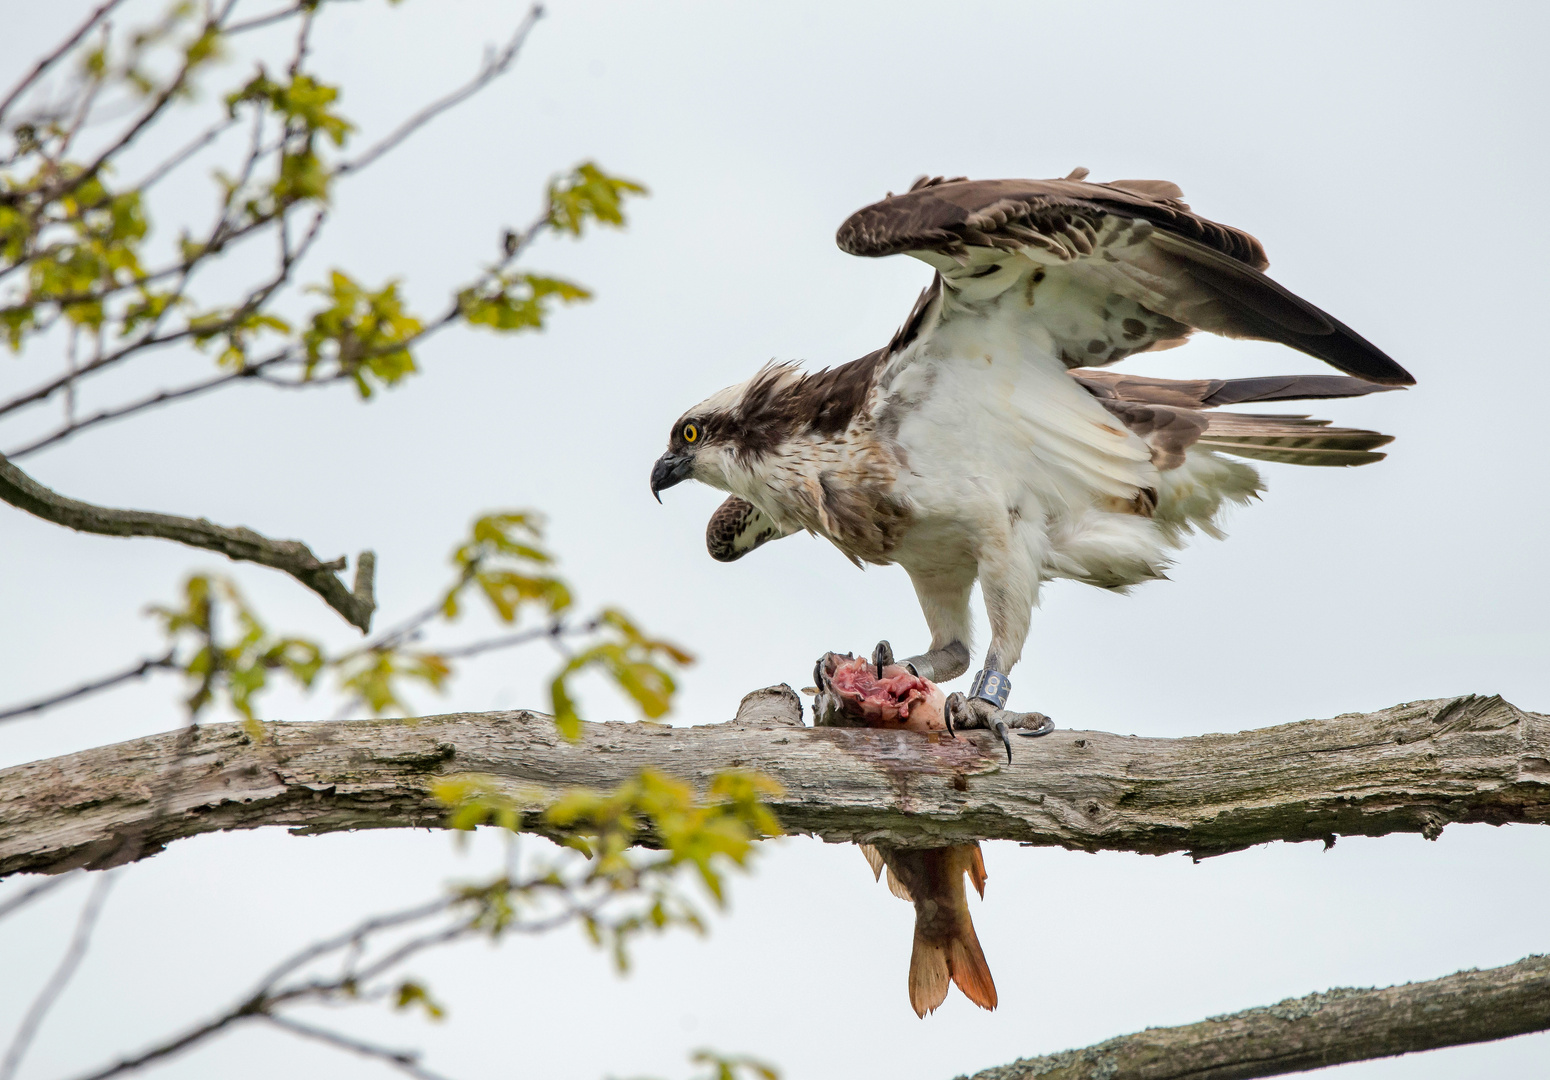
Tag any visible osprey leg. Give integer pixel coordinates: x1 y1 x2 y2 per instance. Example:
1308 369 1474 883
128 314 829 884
896 640 970 682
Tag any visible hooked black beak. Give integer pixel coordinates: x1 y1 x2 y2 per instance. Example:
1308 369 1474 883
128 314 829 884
650 451 693 503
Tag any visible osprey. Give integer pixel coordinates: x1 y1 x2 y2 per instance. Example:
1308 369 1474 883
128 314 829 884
651 171 1411 754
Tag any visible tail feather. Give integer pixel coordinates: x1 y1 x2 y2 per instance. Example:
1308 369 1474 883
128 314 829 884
1072 367 1400 469
1199 411 1393 467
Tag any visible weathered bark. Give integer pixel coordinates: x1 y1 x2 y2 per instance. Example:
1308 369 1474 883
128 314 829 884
961 952 1550 1080
1 689 1546 879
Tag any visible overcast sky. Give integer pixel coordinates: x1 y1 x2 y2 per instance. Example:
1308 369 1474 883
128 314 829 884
2 2 1549 1078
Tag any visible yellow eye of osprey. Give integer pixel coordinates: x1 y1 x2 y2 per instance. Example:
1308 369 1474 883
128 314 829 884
682 423 699 443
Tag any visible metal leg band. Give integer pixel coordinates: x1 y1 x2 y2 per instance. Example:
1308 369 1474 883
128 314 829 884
968 668 1011 709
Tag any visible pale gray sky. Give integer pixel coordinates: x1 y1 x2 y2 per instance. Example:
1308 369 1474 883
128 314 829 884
2 2 1548 1078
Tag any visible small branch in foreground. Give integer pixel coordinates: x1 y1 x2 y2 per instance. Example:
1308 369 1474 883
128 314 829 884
0 651 175 724
961 952 1550 1080
0 452 376 632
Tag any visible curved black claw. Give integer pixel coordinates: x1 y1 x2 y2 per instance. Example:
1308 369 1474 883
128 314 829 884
944 691 964 740
872 640 894 679
1015 714 1057 738
993 718 1013 763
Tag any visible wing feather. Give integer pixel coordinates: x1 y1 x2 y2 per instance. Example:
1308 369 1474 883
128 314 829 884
837 176 1413 386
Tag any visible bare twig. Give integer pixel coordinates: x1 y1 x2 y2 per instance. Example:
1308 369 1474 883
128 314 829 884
26 8 232 210
64 887 529 1080
263 1016 456 1080
963 952 1550 1080
0 451 376 631
225 2 311 38
0 871 80 921
254 897 452 992
437 617 600 660
0 870 118 1080
66 998 261 1080
4 367 258 456
0 0 128 129
125 116 236 196
0 651 176 724
335 4 544 178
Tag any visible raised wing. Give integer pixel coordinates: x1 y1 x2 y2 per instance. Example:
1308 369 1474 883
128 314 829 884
837 174 1414 386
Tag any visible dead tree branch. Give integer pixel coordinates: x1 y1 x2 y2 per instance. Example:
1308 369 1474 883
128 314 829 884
0 451 376 631
2 690 1546 879
961 952 1550 1080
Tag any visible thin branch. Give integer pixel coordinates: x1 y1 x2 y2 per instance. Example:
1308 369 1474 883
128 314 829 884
335 4 544 178
436 619 598 660
4 692 1547 879
0 871 80 921
128 117 236 195
963 952 1550 1080
4 366 257 456
0 0 128 129
0 870 118 1080
254 897 452 991
357 568 473 653
66 996 262 1080
0 651 176 724
66 886 531 1080
0 450 376 631
263 1016 456 1080
224 2 312 38
22 8 230 210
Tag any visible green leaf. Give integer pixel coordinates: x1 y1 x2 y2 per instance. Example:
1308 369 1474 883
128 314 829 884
458 273 591 334
393 980 446 1021
546 161 647 237
302 270 424 394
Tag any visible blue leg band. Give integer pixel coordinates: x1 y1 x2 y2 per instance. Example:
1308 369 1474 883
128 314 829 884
968 668 1011 708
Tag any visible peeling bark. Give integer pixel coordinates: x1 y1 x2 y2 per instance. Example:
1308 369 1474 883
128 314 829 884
961 952 1550 1080
1 689 1546 879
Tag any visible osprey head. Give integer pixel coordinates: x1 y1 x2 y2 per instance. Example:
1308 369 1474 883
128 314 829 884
650 382 748 502
649 413 710 502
